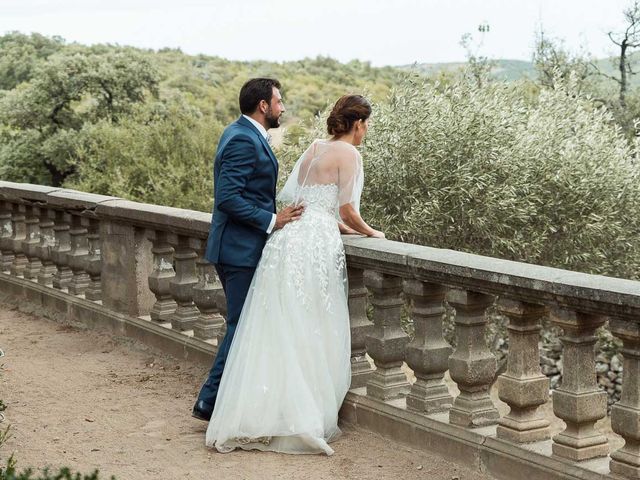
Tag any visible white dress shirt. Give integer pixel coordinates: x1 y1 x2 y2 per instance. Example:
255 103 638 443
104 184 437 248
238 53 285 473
242 115 277 234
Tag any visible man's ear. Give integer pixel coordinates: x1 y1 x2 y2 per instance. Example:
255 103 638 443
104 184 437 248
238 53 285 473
258 99 268 114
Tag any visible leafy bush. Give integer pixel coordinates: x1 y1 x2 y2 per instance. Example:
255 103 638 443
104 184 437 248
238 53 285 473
0 48 159 186
0 464 112 480
66 94 221 212
282 72 640 279
0 32 65 90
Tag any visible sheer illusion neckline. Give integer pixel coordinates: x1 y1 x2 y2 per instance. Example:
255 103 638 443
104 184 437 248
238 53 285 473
317 139 356 147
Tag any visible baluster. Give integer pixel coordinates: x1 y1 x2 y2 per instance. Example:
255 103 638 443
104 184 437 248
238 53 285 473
216 286 227 320
167 234 199 331
610 318 640 478
84 218 102 301
193 252 225 342
550 307 608 460
147 230 177 323
22 205 42 280
0 201 14 273
404 280 453 413
347 267 374 389
364 270 410 401
496 299 550 442
67 214 90 295
9 203 27 277
51 211 73 290
36 207 57 286
448 289 500 427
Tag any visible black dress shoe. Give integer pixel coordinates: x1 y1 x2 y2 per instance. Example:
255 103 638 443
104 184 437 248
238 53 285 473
192 400 213 422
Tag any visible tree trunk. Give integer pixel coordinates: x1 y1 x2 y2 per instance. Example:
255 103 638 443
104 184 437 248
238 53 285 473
44 161 67 187
620 41 628 109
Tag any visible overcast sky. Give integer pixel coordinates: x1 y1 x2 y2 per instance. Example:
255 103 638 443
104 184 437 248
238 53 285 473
0 0 633 66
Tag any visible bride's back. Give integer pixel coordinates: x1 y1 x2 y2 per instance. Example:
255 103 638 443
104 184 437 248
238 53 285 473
278 137 364 215
296 140 358 187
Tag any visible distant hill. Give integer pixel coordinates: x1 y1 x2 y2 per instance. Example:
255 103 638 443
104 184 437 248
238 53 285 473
590 52 640 87
402 53 640 86
401 59 537 82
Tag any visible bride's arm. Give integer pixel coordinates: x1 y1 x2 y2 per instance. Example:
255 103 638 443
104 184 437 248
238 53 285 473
338 221 359 235
336 146 384 238
339 203 385 238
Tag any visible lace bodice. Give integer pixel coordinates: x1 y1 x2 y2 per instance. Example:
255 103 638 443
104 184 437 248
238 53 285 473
295 183 339 216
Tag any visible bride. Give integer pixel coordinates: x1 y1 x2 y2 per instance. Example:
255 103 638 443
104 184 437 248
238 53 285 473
205 94 384 456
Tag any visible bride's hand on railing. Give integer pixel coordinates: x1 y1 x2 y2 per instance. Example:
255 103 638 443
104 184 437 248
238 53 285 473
370 230 385 239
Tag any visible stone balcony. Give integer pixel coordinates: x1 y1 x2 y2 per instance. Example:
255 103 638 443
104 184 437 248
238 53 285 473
1 180 639 480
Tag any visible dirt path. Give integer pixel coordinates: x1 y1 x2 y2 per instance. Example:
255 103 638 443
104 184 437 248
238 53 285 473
0 304 491 480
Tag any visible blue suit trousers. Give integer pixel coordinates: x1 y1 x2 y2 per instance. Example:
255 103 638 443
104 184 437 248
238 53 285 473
196 263 256 412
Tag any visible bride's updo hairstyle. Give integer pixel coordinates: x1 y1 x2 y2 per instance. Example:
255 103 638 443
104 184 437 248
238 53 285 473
327 95 371 136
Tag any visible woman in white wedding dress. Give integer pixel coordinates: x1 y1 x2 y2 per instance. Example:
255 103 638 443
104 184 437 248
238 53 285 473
205 94 384 456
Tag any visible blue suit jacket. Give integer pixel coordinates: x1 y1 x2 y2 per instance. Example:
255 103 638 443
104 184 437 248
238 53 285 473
205 116 278 267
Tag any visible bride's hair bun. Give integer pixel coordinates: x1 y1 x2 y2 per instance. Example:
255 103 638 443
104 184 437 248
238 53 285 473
327 95 371 136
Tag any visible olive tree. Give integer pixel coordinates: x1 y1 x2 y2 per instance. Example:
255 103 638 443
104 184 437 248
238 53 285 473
281 72 640 279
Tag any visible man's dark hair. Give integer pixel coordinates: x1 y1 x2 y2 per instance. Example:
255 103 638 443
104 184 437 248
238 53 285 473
239 78 281 115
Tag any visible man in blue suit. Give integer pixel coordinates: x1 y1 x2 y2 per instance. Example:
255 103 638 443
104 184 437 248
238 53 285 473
193 78 304 421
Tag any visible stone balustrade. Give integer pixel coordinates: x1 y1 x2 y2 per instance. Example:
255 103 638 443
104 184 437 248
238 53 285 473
1 181 639 480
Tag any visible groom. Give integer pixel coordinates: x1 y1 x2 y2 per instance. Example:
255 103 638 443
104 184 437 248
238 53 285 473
192 78 304 421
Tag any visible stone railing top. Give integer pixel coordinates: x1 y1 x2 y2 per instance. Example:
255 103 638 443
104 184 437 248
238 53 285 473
0 181 119 209
96 199 210 238
342 236 640 318
0 184 210 237
2 182 639 318
0 181 63 203
46 190 120 211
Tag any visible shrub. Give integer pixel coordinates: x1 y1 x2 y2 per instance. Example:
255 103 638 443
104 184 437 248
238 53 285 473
0 464 112 480
66 94 221 212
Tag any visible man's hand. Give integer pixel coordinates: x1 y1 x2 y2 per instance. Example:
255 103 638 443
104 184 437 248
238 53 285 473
274 205 305 230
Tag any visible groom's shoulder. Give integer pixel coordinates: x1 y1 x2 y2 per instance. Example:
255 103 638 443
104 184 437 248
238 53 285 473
217 121 258 155
222 119 258 143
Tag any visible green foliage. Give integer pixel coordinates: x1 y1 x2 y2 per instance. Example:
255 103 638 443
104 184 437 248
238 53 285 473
533 30 594 91
0 47 159 186
0 33 399 207
0 463 113 480
0 32 65 90
0 425 9 449
153 52 398 125
283 72 640 279
67 94 220 211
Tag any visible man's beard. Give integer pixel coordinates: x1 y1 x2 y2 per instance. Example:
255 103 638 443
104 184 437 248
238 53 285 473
265 106 281 129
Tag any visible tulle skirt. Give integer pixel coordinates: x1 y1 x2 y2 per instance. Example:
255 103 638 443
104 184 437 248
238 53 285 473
205 208 351 455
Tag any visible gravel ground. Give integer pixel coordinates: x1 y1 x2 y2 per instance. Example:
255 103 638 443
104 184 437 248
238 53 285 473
0 303 492 480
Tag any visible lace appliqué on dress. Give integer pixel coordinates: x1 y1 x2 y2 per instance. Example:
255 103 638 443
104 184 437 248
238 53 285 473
256 184 346 313
215 436 272 453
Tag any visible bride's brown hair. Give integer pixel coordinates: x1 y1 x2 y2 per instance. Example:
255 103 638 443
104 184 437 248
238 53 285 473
327 95 371 136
